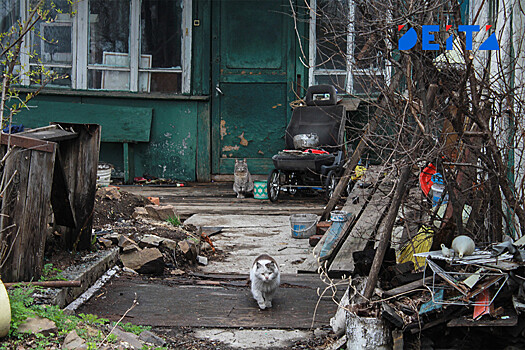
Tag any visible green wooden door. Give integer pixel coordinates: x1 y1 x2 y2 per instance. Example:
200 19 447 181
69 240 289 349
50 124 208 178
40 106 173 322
211 0 295 174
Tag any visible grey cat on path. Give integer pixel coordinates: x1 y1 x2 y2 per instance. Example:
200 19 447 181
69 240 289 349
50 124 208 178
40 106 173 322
250 254 280 309
233 158 254 198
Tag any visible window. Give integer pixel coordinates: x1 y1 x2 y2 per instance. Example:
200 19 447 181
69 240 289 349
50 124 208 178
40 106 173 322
309 0 387 95
17 0 191 93
29 0 73 87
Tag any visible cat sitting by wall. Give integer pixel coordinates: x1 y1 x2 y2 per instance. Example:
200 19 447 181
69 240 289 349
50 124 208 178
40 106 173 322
250 254 280 309
233 158 254 198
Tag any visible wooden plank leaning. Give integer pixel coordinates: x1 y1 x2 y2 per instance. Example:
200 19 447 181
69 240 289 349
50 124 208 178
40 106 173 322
321 69 404 221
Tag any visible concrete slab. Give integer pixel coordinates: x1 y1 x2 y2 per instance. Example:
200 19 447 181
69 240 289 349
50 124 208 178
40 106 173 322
34 248 119 307
193 328 312 349
184 214 314 274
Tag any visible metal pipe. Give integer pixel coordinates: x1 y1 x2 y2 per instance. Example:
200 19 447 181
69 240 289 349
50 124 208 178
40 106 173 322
4 280 81 288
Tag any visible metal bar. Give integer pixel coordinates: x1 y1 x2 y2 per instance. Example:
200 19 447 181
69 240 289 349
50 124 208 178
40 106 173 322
4 280 81 288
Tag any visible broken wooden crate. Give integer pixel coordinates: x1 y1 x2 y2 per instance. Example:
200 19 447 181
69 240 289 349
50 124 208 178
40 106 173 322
0 124 100 282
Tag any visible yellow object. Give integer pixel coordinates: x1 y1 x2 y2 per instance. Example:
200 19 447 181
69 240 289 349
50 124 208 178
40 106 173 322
351 165 367 181
0 279 10 337
396 225 434 271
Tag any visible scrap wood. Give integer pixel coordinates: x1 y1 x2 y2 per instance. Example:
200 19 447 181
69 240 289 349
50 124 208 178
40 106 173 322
392 271 425 286
318 335 347 350
392 329 403 350
383 276 433 297
364 163 413 299
409 307 466 334
388 261 415 276
512 295 525 314
326 173 386 269
382 302 405 328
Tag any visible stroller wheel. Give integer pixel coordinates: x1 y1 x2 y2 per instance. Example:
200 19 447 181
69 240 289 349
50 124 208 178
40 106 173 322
324 170 337 201
267 169 281 202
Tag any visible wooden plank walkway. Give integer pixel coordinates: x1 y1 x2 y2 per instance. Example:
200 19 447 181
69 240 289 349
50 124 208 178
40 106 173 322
121 182 325 217
77 273 341 329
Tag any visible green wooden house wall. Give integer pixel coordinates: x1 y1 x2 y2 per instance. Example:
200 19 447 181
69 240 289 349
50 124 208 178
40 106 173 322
14 0 309 182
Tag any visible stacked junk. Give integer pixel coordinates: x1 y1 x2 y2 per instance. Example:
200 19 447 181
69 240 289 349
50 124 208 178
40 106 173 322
305 162 525 350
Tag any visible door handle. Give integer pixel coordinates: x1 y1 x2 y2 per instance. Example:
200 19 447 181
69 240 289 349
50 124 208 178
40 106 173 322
215 84 224 96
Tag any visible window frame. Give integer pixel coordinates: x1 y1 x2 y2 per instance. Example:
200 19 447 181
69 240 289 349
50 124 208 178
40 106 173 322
20 0 192 94
308 0 389 95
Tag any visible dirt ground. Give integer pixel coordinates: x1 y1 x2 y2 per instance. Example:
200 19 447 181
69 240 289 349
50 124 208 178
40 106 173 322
43 187 220 277
93 189 149 228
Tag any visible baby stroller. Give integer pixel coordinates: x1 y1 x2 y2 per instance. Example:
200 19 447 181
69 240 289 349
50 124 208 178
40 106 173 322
267 85 347 202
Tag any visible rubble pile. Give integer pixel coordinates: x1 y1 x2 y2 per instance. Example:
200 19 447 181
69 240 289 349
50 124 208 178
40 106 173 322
93 187 216 275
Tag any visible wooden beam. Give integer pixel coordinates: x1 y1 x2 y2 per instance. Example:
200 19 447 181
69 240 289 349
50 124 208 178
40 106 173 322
0 133 55 153
383 277 432 297
328 174 390 273
363 164 412 299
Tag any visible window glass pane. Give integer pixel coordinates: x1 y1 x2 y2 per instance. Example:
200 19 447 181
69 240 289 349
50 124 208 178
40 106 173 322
30 0 73 65
315 74 346 93
89 0 130 66
141 0 182 69
315 0 348 70
0 0 20 74
148 72 181 93
31 67 71 87
88 69 130 90
0 0 19 34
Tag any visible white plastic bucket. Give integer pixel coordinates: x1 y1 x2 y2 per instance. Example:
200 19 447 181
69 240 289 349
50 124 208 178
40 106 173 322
0 279 10 338
97 166 112 187
431 183 446 207
290 213 317 239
